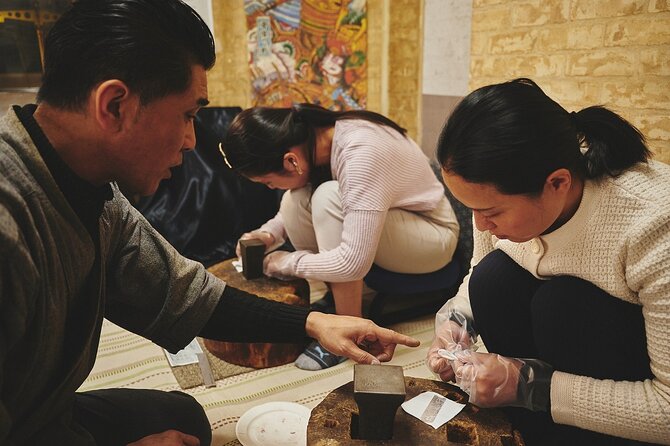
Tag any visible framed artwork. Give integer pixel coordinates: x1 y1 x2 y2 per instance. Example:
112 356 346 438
0 0 72 89
245 0 367 110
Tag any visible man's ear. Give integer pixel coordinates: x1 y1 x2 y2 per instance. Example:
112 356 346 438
93 80 136 132
545 168 572 195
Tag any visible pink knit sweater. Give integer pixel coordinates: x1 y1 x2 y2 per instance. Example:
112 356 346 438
260 119 454 282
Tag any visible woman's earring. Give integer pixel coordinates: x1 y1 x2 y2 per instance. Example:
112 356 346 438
291 159 303 175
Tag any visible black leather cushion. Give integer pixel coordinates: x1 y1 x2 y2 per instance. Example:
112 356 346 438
364 260 461 294
364 162 474 325
134 107 282 267
364 163 473 295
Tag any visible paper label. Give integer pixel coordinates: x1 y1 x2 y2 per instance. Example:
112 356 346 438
401 391 465 429
164 338 203 367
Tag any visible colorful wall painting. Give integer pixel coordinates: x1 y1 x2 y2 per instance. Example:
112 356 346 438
244 0 367 110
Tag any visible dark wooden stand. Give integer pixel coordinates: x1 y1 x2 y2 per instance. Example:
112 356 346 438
308 377 524 446
203 258 310 369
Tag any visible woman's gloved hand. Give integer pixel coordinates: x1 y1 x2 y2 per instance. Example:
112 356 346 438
235 230 282 258
452 350 553 412
427 308 478 382
263 250 307 281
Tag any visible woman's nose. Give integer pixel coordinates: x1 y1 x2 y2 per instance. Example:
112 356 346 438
473 212 495 232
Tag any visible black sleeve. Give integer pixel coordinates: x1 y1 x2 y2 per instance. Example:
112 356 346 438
517 359 554 412
199 284 312 343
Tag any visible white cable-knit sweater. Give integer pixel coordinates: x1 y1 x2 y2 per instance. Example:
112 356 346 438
261 119 458 282
437 160 670 444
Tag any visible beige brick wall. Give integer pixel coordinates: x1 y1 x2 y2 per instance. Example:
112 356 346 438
208 0 423 142
470 0 670 163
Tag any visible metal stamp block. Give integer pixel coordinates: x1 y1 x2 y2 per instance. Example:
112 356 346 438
239 238 265 280
353 364 406 440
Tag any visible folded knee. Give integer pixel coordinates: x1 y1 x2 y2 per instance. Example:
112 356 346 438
169 391 212 446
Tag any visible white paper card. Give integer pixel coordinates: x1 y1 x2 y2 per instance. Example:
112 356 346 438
232 259 243 273
164 338 203 367
401 391 465 429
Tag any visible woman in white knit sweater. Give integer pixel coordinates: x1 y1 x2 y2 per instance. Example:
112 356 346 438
221 103 459 370
428 78 669 445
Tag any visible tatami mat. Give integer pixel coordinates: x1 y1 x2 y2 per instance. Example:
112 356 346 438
80 315 438 445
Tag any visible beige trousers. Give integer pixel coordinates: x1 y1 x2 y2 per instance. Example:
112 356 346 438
280 181 459 274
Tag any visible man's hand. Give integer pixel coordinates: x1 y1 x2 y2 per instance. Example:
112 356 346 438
127 430 199 446
305 312 420 364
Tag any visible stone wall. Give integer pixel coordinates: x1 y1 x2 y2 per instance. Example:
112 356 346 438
469 0 670 163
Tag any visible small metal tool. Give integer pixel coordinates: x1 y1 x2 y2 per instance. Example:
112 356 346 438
196 352 216 388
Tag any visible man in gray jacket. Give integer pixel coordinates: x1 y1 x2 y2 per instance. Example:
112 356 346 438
0 1 419 445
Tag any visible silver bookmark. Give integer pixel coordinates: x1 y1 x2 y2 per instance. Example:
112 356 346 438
420 395 445 423
196 352 216 388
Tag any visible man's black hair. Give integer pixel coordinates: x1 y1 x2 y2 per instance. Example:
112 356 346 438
37 0 216 110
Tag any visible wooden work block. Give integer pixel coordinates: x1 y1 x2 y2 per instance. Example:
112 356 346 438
239 238 266 279
204 258 310 368
308 377 524 445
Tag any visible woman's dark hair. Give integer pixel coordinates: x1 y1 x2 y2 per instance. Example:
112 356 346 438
437 78 651 195
37 0 216 110
221 103 407 184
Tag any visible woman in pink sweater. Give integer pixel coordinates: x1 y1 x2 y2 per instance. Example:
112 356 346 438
221 103 459 370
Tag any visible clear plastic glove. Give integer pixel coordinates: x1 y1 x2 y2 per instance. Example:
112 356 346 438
263 250 306 280
452 350 553 411
427 307 478 382
235 230 283 258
